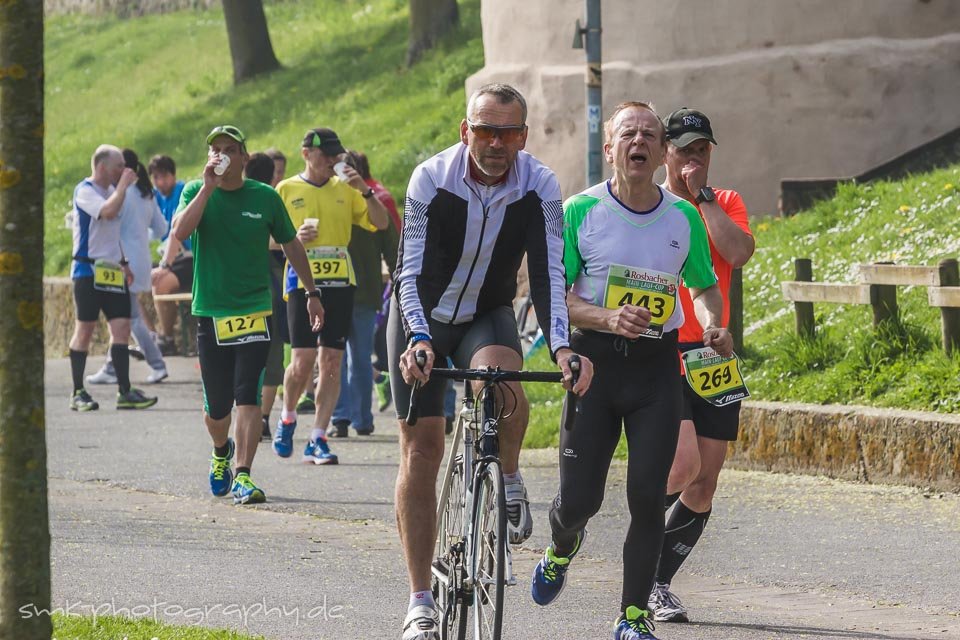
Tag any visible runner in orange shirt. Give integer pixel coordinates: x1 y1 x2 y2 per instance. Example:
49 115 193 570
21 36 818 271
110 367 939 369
649 108 755 623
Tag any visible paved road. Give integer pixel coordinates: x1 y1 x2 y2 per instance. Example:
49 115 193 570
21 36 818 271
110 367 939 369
46 357 960 639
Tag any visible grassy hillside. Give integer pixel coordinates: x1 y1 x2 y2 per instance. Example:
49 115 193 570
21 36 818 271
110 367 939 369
53 613 262 639
525 164 960 451
45 0 482 273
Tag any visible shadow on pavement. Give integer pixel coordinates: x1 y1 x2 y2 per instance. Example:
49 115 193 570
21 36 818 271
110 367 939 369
691 621 933 640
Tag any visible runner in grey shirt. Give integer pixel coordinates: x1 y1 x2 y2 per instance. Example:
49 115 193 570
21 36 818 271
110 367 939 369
87 149 170 386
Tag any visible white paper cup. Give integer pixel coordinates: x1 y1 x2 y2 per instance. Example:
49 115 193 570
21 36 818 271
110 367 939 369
213 154 231 176
333 161 349 181
304 217 319 229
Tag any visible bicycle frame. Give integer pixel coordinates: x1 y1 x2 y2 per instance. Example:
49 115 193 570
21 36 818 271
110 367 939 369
411 359 579 640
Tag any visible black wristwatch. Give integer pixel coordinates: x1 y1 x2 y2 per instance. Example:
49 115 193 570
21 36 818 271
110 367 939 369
306 289 322 300
695 186 716 204
362 188 375 199
159 260 171 270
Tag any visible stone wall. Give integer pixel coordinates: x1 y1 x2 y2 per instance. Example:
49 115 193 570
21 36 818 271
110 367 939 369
44 277 194 358
732 401 960 492
468 0 960 215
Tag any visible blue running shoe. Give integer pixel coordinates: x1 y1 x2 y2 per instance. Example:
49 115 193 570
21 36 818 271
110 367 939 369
231 472 266 505
273 418 296 458
209 438 235 497
613 606 658 640
303 437 339 465
531 529 585 606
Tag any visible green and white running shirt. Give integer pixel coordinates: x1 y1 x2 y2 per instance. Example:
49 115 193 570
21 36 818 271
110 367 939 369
563 181 716 337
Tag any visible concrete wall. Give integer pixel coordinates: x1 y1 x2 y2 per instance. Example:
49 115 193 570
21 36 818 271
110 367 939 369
468 0 960 215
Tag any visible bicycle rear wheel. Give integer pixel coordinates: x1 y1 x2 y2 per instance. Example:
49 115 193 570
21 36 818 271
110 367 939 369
434 451 467 640
470 460 506 640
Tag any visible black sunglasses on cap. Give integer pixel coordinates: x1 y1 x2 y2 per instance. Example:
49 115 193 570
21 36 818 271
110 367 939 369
206 125 246 145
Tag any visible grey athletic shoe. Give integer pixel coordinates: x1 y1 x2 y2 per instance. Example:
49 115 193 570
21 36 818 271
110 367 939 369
85 368 117 385
401 605 440 640
504 477 533 544
648 582 689 622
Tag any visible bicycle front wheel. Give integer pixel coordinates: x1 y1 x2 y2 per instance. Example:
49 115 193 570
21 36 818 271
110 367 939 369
434 450 467 640
470 460 506 640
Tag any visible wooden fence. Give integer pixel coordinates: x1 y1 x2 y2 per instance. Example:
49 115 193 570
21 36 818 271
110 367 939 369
780 258 960 354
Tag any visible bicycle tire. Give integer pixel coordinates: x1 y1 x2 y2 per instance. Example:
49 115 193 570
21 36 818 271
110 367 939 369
470 460 506 640
434 452 468 640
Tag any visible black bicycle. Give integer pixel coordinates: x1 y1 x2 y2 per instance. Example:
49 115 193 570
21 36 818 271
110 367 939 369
407 352 579 640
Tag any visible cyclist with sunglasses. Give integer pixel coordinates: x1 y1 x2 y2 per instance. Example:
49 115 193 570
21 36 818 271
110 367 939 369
172 125 323 505
390 83 593 640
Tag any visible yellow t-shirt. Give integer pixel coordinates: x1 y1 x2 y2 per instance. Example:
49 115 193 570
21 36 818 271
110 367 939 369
277 174 375 289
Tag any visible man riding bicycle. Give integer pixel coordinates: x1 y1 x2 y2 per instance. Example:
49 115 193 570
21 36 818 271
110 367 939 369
390 83 593 640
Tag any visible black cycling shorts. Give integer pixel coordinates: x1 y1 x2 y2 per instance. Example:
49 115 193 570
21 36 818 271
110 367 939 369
73 276 131 322
388 299 522 420
196 316 270 420
170 254 194 292
287 286 353 350
679 377 742 441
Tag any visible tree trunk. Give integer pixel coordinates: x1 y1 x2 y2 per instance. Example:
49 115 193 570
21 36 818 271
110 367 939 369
407 0 459 67
222 0 281 84
0 2 51 640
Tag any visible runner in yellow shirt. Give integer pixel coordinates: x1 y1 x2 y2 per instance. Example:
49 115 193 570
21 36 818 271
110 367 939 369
273 127 389 465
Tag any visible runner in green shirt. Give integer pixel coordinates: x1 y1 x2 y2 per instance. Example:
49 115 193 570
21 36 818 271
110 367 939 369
172 125 323 505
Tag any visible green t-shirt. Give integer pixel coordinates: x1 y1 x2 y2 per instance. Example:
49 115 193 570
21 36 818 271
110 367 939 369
177 179 297 317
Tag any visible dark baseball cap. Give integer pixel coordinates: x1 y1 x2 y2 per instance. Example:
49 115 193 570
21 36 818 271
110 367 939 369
206 124 246 146
663 108 717 147
301 128 346 156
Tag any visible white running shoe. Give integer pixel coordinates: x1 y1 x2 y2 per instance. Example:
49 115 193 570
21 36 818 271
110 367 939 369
504 478 533 544
648 582 689 622
401 605 440 640
85 368 117 385
146 367 168 384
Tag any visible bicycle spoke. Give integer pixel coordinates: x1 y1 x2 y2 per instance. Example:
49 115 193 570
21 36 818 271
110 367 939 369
471 463 505 640
434 451 467 640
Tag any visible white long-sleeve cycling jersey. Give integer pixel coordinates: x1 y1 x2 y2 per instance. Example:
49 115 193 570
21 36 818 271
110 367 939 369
395 142 570 354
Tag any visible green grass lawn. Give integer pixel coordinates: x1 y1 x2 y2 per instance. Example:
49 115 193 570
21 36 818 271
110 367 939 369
53 613 262 639
524 165 960 453
44 0 483 274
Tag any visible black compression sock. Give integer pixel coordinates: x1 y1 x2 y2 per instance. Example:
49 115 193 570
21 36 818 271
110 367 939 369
214 443 230 457
657 501 711 584
236 466 251 476
664 491 681 511
69 349 88 392
111 343 131 394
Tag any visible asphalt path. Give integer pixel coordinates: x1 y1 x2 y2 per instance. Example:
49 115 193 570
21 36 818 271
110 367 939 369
45 356 960 639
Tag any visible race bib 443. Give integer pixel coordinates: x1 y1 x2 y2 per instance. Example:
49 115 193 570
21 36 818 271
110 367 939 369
603 265 677 339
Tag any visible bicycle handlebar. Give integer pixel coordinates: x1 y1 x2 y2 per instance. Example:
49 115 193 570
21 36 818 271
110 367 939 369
406 350 582 428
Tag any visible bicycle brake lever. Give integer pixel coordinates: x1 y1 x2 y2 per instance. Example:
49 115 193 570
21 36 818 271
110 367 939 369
406 350 429 426
563 355 581 432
